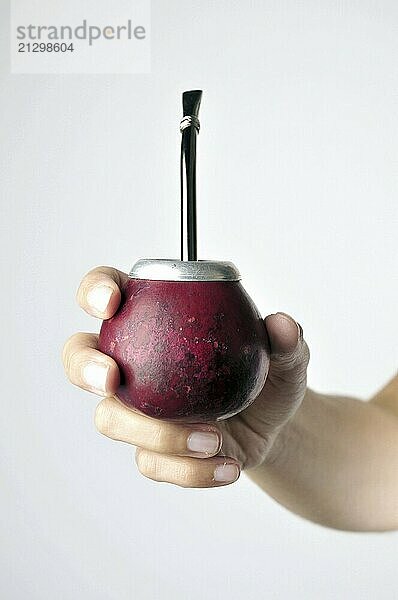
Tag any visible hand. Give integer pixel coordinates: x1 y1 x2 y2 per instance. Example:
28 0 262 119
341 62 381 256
62 266 310 488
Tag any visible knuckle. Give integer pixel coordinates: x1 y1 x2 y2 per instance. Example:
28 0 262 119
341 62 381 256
151 424 181 453
174 464 198 488
151 424 167 451
135 451 200 488
62 333 78 360
77 267 103 303
94 399 119 437
84 266 108 282
76 276 90 305
88 266 120 286
271 340 310 386
63 333 100 385
77 268 121 313
62 334 82 375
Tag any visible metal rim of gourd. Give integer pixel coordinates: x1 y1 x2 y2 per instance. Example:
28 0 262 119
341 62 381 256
129 259 241 282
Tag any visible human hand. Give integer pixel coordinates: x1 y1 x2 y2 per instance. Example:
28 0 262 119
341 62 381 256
63 266 310 488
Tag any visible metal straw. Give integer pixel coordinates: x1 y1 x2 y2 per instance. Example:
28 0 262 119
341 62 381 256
180 90 202 261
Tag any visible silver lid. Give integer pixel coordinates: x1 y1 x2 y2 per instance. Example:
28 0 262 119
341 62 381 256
129 259 241 282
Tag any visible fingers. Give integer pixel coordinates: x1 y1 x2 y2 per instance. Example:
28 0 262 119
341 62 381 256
77 266 128 319
65 266 127 393
62 332 120 396
94 397 222 458
135 449 240 488
94 397 241 487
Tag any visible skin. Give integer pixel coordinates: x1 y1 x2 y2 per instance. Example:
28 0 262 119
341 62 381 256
62 266 398 531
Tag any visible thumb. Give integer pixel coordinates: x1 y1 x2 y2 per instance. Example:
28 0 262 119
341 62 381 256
265 311 309 395
253 312 310 430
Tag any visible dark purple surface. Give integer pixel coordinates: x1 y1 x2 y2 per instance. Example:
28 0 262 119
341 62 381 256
98 278 270 421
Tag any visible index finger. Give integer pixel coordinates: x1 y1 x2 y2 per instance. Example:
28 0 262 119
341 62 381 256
77 266 128 319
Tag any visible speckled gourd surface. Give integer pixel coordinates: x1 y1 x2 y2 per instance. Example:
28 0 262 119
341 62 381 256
99 277 270 421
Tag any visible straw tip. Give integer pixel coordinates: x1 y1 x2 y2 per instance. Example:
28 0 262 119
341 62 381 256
182 90 202 117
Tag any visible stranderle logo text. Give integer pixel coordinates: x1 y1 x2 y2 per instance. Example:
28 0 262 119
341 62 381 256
16 19 146 46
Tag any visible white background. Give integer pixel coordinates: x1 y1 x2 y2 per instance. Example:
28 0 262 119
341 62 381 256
1 1 397 599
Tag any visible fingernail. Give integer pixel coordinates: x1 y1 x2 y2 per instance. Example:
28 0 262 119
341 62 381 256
82 362 109 394
276 312 303 345
187 431 220 455
87 285 113 314
214 463 240 483
276 311 297 325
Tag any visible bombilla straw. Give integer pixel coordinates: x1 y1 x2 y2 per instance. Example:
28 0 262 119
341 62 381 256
180 90 202 261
